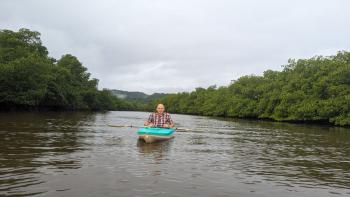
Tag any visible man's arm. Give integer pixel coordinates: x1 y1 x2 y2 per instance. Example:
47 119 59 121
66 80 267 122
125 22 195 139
164 114 174 128
144 113 154 126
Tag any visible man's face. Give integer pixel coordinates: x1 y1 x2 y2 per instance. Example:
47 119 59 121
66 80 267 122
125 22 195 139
156 104 165 113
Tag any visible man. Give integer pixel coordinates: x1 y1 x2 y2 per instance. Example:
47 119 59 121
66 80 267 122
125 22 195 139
144 104 174 128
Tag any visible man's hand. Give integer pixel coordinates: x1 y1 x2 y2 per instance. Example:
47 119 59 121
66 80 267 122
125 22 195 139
163 124 174 128
144 121 154 127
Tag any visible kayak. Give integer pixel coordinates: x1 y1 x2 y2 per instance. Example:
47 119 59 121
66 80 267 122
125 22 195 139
137 127 175 143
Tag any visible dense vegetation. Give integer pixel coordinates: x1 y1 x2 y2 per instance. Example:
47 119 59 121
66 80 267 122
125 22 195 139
150 52 350 126
0 28 129 111
2 28 349 126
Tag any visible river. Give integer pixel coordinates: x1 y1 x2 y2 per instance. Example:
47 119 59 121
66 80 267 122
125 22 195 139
0 111 349 197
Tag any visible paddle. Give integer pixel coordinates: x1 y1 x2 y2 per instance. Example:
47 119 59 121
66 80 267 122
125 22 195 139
107 124 192 132
107 124 142 128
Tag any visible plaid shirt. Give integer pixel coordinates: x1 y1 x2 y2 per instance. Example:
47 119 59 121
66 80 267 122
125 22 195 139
148 112 173 127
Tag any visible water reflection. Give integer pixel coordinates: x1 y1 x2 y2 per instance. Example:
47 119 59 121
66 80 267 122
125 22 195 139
205 118 350 189
0 111 349 197
137 139 173 163
0 112 95 196
173 114 350 192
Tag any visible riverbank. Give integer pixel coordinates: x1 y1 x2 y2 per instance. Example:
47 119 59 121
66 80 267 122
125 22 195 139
1 28 349 126
151 51 350 126
0 29 133 111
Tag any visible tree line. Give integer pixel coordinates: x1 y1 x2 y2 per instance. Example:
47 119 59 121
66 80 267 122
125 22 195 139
149 51 350 126
2 28 350 126
0 28 131 111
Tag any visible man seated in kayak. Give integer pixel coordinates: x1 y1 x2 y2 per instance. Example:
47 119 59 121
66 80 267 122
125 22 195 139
144 104 174 128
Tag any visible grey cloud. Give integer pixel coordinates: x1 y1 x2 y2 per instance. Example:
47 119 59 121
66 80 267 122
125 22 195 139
1 0 350 93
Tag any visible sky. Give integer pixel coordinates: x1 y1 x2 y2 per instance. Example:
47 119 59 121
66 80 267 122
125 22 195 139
1 0 350 94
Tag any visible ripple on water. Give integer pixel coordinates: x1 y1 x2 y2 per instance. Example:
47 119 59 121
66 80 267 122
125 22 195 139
1 111 350 197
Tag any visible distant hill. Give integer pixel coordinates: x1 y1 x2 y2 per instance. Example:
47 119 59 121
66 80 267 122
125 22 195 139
109 89 169 102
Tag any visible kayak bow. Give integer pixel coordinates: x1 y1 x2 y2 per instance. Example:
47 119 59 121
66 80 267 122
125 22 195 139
137 127 175 143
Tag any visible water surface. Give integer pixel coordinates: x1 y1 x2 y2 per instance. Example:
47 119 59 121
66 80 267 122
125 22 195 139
0 111 349 196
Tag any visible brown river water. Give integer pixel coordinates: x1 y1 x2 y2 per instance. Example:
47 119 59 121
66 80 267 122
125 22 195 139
0 111 349 197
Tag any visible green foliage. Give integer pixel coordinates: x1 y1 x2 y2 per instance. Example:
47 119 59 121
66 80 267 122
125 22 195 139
2 28 350 126
0 28 126 111
0 28 49 64
0 54 52 106
154 51 350 126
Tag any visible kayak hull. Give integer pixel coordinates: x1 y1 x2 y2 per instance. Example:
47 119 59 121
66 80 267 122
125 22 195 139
137 127 175 143
138 134 174 143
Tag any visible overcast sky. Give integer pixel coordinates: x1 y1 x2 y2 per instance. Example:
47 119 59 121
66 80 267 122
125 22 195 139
1 0 349 94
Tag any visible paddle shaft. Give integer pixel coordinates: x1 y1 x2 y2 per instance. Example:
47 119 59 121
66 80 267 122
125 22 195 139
107 124 190 132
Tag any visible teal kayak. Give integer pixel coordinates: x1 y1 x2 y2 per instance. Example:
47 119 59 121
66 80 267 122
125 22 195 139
137 127 174 136
137 127 175 143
